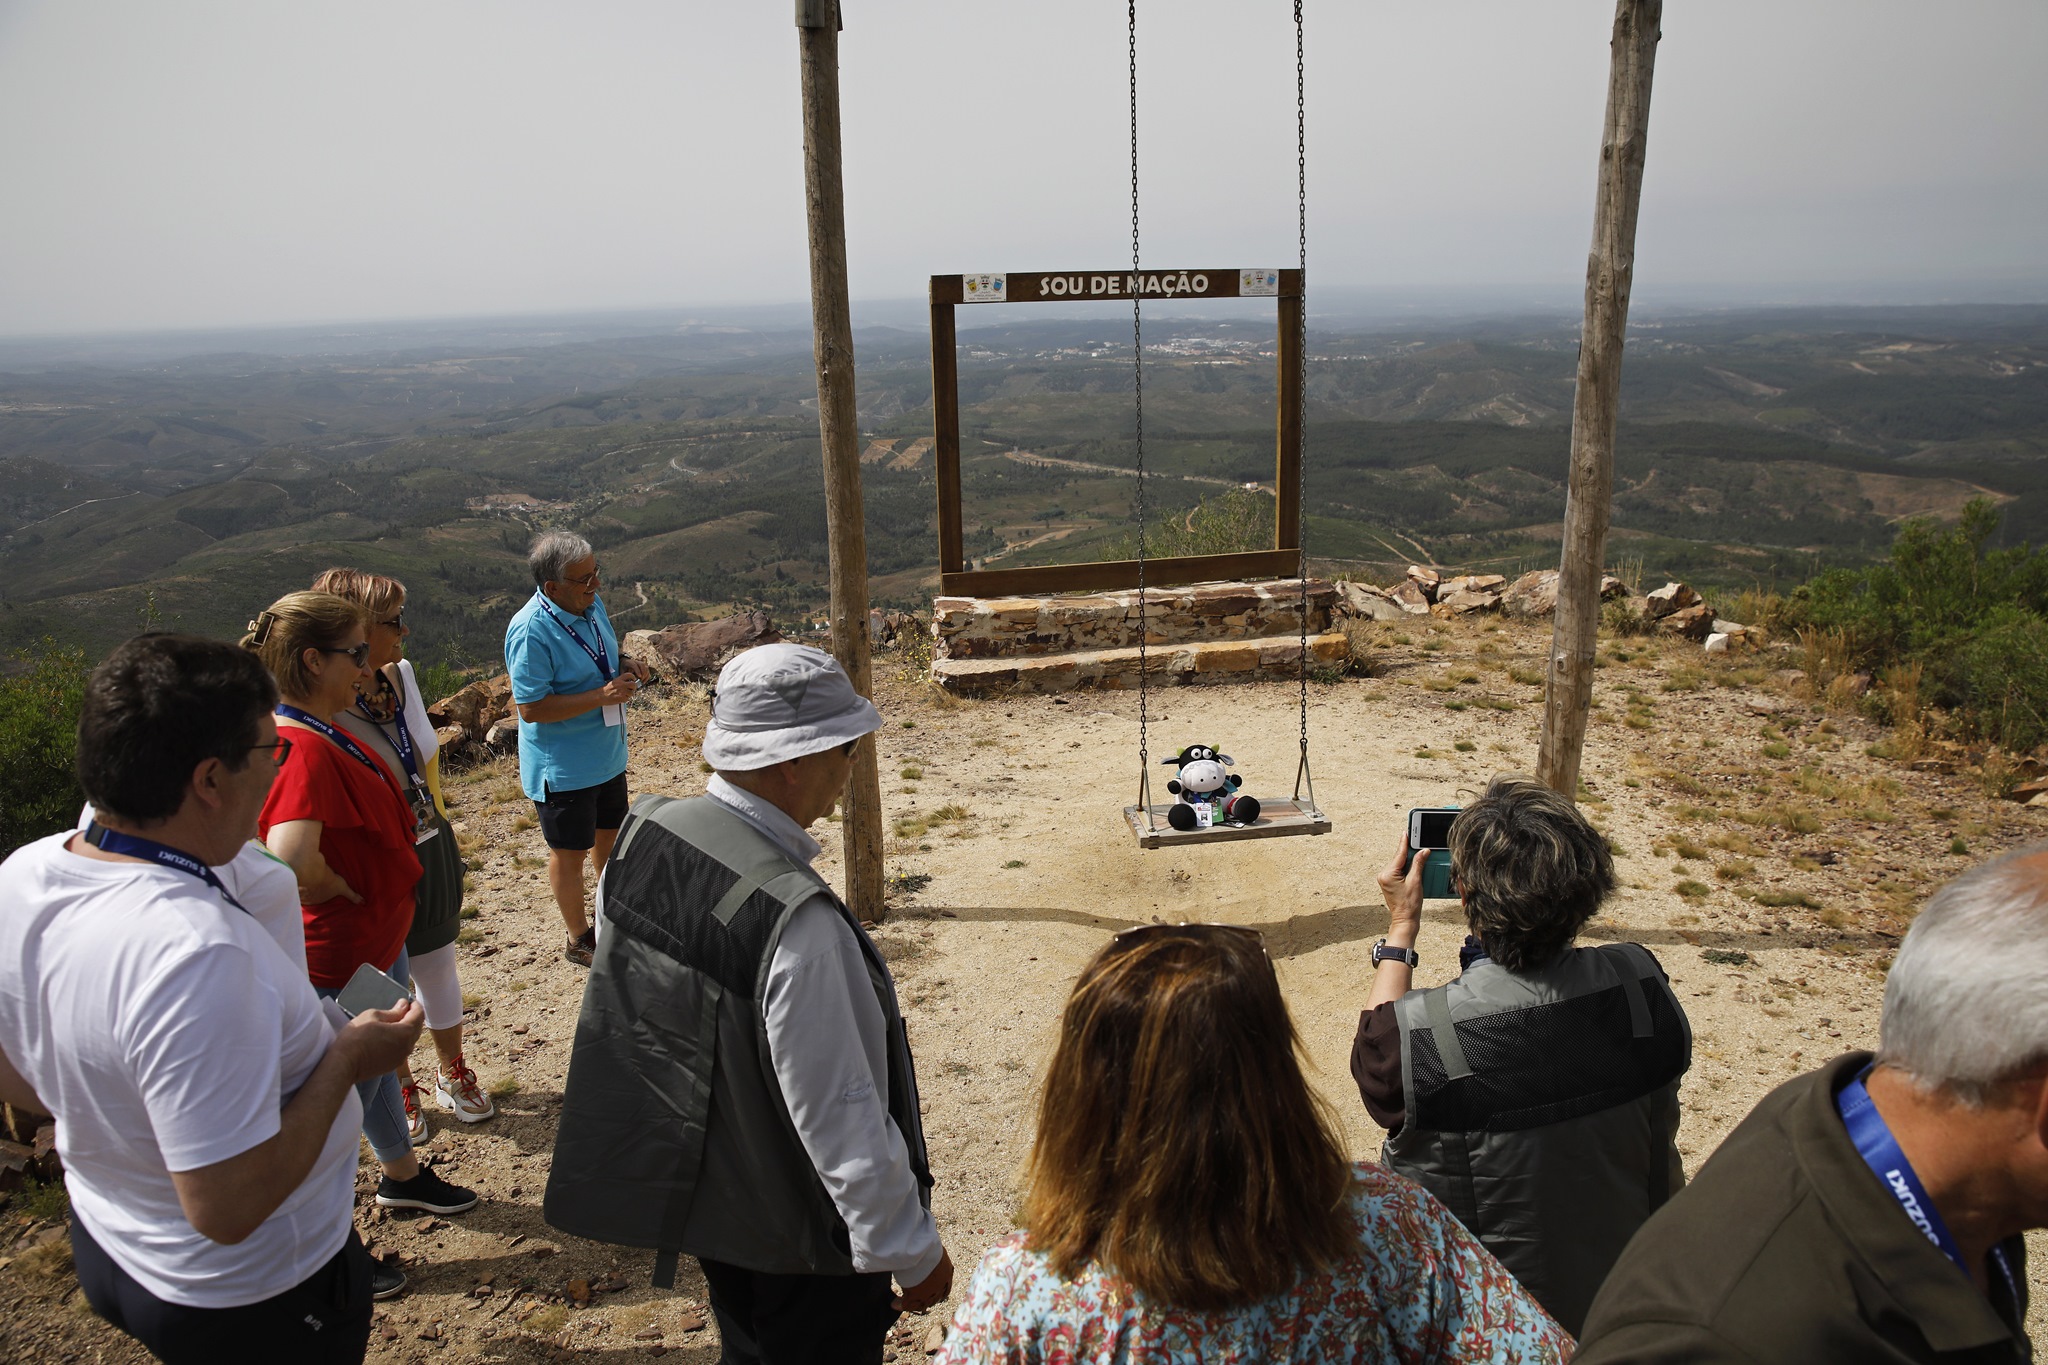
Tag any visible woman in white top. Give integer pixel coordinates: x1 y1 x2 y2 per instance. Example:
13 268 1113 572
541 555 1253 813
312 568 492 1141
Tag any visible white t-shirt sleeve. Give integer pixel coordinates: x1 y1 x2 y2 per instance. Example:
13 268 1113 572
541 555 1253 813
762 898 942 1283
122 943 288 1174
219 844 309 972
396 659 439 766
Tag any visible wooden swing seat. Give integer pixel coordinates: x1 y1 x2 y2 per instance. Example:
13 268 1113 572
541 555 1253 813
1124 797 1331 849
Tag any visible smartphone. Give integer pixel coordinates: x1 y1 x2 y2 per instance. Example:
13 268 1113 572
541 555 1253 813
335 962 412 1018
1407 807 1460 900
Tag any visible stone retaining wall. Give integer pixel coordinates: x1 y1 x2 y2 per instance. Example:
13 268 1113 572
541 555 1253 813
930 578 1345 695
934 579 1335 659
935 633 1348 694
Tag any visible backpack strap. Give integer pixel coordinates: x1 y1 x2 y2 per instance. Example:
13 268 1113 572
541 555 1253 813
1424 987 1475 1082
1604 942 1662 1040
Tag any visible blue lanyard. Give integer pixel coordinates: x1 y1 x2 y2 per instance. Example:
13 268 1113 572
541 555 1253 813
355 682 424 789
1837 1071 2017 1303
534 589 613 680
83 821 250 918
276 704 403 798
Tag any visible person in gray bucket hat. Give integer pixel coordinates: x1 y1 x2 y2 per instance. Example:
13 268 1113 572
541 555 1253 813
545 644 950 1365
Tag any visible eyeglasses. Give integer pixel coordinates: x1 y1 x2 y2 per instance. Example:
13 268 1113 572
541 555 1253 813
242 737 294 769
316 642 372 667
376 609 406 630
561 568 601 589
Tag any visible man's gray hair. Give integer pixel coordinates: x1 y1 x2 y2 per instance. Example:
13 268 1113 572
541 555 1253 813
528 530 594 589
1878 841 2048 1105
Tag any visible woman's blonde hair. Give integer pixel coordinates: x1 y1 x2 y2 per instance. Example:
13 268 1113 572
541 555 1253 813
241 591 366 699
309 567 406 618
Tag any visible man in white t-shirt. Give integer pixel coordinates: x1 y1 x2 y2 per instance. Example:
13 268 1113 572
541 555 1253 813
80 802 306 969
0 634 423 1365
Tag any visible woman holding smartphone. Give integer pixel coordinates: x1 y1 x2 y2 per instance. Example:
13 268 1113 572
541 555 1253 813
243 592 476 1220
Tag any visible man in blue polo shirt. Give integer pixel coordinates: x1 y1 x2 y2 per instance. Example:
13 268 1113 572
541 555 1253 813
504 530 651 966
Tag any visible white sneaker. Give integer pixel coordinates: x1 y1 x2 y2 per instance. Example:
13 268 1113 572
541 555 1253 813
400 1082 432 1145
435 1057 495 1123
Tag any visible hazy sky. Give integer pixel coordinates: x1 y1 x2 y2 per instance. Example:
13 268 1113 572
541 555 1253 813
3 0 2044 336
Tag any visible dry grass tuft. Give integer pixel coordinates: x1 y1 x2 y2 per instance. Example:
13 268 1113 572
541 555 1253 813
17 1238 73 1280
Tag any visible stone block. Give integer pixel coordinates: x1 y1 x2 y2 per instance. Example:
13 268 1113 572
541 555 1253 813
1657 603 1715 640
426 673 514 741
929 657 1021 691
1194 643 1261 673
484 716 520 755
1440 589 1501 614
1645 581 1702 619
1389 580 1433 615
624 611 781 682
1499 570 1559 618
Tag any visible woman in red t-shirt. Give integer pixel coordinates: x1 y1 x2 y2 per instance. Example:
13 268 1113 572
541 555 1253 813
243 592 475 1217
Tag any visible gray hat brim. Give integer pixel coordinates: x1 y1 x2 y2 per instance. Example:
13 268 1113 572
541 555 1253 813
700 694 882 771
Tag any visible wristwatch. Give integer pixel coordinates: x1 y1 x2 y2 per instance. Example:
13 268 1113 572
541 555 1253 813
1371 937 1420 968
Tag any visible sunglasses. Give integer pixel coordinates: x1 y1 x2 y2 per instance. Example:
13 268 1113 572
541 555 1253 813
376 608 406 630
243 736 294 769
316 642 372 668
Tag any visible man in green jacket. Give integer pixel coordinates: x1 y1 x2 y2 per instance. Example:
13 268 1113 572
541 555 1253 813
1575 843 2045 1363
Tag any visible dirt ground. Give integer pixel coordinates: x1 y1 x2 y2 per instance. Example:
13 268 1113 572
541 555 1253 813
6 615 2047 1361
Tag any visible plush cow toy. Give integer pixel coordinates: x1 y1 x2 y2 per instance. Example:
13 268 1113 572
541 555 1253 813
1161 744 1262 831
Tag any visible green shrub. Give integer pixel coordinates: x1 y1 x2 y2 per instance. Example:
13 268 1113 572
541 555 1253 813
1950 607 2048 751
410 653 478 710
1601 597 1655 638
1 642 88 856
1795 500 2048 751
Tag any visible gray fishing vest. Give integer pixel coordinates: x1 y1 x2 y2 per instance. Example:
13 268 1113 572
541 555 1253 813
1385 942 1690 1336
543 794 932 1285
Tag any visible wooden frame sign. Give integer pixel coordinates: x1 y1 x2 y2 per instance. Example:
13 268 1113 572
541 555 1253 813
929 266 1303 596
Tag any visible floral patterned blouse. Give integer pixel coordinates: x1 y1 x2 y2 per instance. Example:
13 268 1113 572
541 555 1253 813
936 1163 1571 1365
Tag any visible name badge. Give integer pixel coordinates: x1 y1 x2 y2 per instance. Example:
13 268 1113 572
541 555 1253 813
602 704 624 727
408 785 440 844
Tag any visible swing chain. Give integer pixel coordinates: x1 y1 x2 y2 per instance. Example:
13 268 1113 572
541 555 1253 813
1291 0 1318 815
1130 0 1155 829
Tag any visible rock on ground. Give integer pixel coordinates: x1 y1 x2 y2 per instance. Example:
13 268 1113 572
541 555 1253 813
622 611 782 682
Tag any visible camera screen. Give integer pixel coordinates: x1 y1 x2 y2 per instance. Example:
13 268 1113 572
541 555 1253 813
1413 810 1456 849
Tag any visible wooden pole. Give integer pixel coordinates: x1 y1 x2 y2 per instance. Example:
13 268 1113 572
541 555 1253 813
796 0 885 920
1537 0 1661 800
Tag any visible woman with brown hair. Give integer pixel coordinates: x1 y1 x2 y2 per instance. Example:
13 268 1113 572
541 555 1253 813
937 925 1567 1363
243 592 476 1220
311 568 492 1142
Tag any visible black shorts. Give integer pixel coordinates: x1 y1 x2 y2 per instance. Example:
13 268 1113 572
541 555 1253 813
536 772 629 850
72 1212 373 1365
